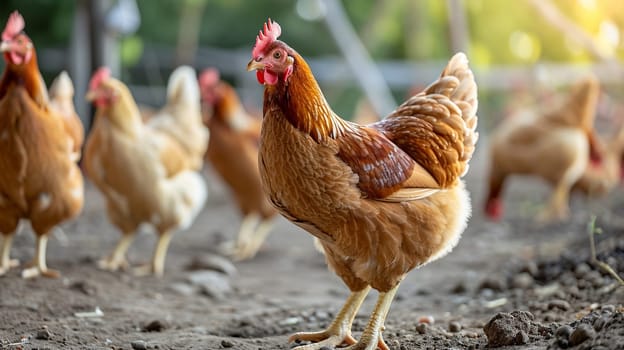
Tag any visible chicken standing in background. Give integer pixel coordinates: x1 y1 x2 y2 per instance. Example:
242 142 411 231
48 71 85 162
485 75 603 222
247 19 478 349
199 68 277 261
84 67 207 277
146 66 209 170
0 11 84 278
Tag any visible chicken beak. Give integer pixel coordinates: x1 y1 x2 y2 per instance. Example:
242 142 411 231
85 90 98 102
0 41 11 53
247 59 265 72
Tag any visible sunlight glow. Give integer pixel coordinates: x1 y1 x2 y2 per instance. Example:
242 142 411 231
598 19 620 47
509 31 540 62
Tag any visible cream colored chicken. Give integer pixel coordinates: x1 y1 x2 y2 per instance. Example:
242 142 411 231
84 67 207 277
485 75 602 222
147 66 209 170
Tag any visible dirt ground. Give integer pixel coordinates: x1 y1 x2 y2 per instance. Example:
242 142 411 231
0 144 623 350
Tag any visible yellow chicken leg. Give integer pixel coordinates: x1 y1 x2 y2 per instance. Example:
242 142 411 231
134 230 173 277
341 283 400 350
290 286 371 350
22 235 59 279
99 233 135 272
0 233 19 276
233 216 274 261
221 213 260 260
538 180 573 223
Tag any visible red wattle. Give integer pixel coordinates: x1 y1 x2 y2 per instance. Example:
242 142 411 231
263 70 278 85
256 70 265 84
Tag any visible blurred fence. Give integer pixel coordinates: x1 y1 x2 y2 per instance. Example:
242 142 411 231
38 45 624 126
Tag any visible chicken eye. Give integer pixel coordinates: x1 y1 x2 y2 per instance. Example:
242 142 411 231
273 51 281 59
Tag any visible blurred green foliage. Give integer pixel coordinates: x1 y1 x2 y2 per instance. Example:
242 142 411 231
1 0 623 65
0 0 622 121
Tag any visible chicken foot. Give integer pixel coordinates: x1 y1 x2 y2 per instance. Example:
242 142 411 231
134 230 173 277
0 233 19 276
289 286 371 350
223 213 274 261
235 217 274 261
98 233 135 272
538 179 573 223
341 283 400 350
22 235 59 279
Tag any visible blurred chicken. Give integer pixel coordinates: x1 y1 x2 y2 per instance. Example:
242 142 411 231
247 20 477 349
0 11 84 278
146 66 208 170
48 71 84 161
485 75 602 222
351 98 379 125
84 67 207 277
199 68 276 261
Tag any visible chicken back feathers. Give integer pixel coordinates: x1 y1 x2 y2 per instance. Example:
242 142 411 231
249 20 478 292
147 66 209 171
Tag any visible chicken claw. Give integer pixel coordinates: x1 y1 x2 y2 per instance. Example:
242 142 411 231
98 233 135 272
221 214 273 261
0 233 19 276
339 285 399 350
21 266 60 279
98 256 130 271
0 258 20 276
289 287 371 350
133 230 173 277
21 235 60 279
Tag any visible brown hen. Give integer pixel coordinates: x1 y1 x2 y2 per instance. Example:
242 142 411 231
0 11 84 278
485 75 603 222
247 19 478 350
199 68 277 261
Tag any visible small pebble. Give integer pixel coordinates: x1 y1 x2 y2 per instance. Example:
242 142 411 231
601 304 616 314
478 277 506 292
450 281 468 294
514 330 529 344
35 326 52 340
221 339 234 348
548 299 571 311
418 315 435 324
574 263 591 278
593 316 610 332
448 321 462 333
511 272 534 289
143 319 169 332
463 331 479 338
555 325 573 340
519 261 539 276
569 323 596 346
415 323 428 334
131 340 147 350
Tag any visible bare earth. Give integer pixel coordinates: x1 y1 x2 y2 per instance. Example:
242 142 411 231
0 145 622 350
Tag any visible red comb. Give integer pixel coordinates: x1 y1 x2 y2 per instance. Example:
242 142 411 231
252 18 281 58
89 67 111 91
2 11 25 41
199 68 220 89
